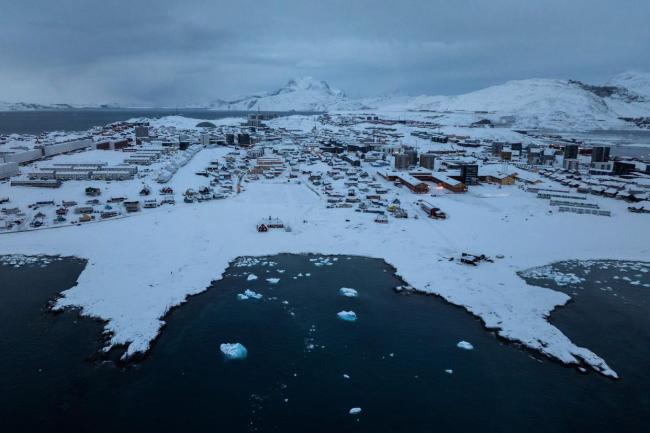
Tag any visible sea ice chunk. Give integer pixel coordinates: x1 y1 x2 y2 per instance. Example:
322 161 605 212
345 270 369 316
339 287 358 298
247 274 258 281
457 341 474 350
337 311 357 322
349 407 362 415
266 277 280 284
238 289 262 300
220 343 248 360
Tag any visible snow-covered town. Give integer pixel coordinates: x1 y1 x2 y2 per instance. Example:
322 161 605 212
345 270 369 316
2 1 650 432
2 107 649 376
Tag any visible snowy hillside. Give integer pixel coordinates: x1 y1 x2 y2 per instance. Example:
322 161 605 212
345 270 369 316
367 73 650 130
0 101 77 111
608 71 650 99
208 77 367 112
0 101 122 111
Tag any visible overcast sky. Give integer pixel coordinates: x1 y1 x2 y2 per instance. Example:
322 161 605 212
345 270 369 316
1 0 649 105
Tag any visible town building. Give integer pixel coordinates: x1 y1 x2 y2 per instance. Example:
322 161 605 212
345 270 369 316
459 164 479 186
613 161 636 176
564 144 579 160
394 153 411 170
419 153 436 170
563 159 580 171
134 126 149 138
0 162 19 179
592 146 611 163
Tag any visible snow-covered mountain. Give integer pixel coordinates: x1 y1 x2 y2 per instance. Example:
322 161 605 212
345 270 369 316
207 77 367 112
367 71 650 130
2 71 649 130
0 101 124 111
0 101 78 111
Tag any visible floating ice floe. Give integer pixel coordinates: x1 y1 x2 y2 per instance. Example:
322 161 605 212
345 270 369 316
457 341 474 350
266 277 280 284
339 287 358 298
445 369 454 374
220 343 248 360
349 407 362 415
311 256 336 267
234 257 259 267
0 254 57 268
520 266 585 286
343 374 350 379
237 289 263 300
246 274 258 281
337 311 357 322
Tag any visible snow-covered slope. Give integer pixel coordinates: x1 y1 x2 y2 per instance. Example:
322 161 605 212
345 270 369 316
0 101 78 111
608 71 650 99
368 71 650 130
208 77 367 112
0 101 124 111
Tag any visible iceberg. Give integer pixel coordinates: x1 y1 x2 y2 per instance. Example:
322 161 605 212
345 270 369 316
266 277 280 284
339 287 358 298
246 273 258 281
238 289 262 300
337 311 357 322
220 343 248 360
457 341 474 350
349 407 362 415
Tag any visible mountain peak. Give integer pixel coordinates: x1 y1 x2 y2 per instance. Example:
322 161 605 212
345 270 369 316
276 77 344 97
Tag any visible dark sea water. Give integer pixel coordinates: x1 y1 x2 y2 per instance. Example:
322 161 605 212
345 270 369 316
0 109 314 135
0 254 648 433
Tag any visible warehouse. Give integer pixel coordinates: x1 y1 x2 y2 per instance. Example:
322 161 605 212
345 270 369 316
10 179 62 188
41 139 94 157
0 162 20 179
91 170 134 181
415 172 467 193
395 173 429 193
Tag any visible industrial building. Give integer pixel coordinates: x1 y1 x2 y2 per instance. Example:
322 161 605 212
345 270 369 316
377 171 429 193
0 138 93 165
0 162 19 179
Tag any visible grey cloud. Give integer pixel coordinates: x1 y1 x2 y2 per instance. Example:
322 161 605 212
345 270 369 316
0 0 648 105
